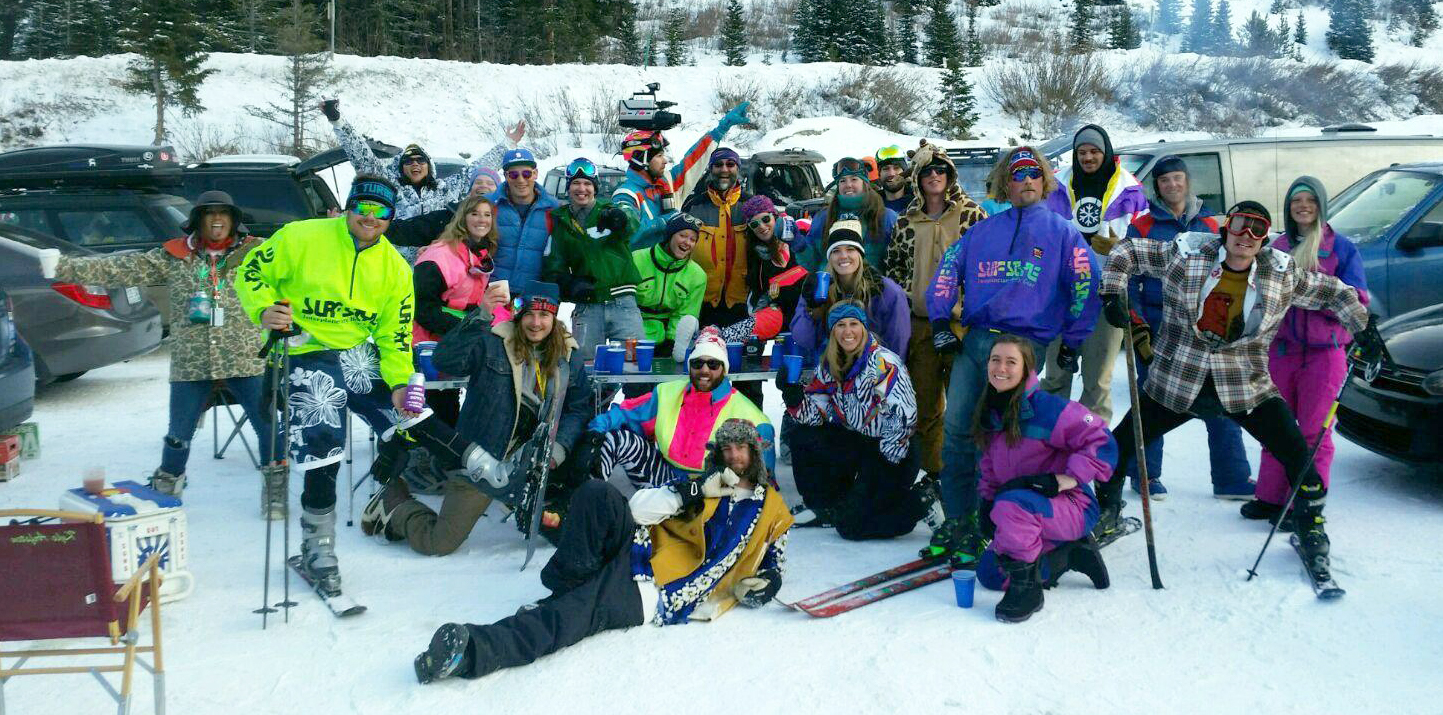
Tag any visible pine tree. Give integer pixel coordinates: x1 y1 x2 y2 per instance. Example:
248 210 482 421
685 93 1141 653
1185 0 1214 52
1155 0 1183 34
119 0 215 143
922 0 961 67
1070 0 1094 52
864 0 896 63
896 0 920 63
1240 9 1276 55
1268 0 1285 13
933 58 978 139
1326 0 1374 61
617 0 641 64
244 0 334 157
1110 6 1140 48
963 1 983 65
721 0 747 65
1276 13 1291 55
663 7 689 66
1295 9 1307 44
1211 0 1234 53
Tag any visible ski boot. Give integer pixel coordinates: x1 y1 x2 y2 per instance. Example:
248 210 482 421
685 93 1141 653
1091 498 1127 541
300 505 342 596
148 469 186 497
414 623 473 684
260 464 289 521
1240 498 1287 523
920 515 985 568
914 472 945 532
1042 536 1110 590
360 478 410 542
995 555 1044 623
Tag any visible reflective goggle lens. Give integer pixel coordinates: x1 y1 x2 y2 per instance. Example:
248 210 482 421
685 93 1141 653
351 201 394 220
1227 213 1270 239
566 158 598 179
876 145 905 162
1011 167 1043 182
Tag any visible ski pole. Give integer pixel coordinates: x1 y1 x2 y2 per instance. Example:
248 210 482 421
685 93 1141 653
1119 288 1164 590
1244 401 1339 582
255 307 293 628
277 338 297 621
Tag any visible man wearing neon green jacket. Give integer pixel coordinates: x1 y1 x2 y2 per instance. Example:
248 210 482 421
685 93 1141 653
237 174 512 598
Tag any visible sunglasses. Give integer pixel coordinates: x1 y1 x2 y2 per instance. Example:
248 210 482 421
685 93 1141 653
712 160 739 168
566 157 598 179
689 358 725 371
402 156 427 166
1010 166 1043 182
1226 212 1271 239
506 169 535 180
350 201 394 220
748 213 774 229
919 165 949 178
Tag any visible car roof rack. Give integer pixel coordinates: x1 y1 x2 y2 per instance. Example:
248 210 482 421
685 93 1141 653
0 145 182 189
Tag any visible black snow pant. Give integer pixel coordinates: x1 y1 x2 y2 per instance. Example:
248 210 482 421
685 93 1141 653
788 422 925 540
1101 379 1325 511
459 481 645 679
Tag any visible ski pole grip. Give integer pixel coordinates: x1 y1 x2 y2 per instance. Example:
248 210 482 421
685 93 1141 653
258 299 301 358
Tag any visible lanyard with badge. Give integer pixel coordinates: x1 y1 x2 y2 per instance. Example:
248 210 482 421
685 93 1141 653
187 253 226 327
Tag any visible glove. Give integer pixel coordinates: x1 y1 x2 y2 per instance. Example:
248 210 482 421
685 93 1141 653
731 567 782 608
563 277 596 302
37 248 61 279
979 500 996 540
721 102 752 131
1056 344 1079 374
1090 232 1118 256
997 473 1060 498
1353 314 1386 366
931 318 961 354
1129 311 1154 365
597 205 629 234
320 98 340 121
776 370 804 408
672 315 698 362
674 468 740 510
1102 294 1130 329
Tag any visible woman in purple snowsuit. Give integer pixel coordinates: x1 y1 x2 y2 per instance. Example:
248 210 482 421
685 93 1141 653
971 336 1115 623
1246 177 1369 522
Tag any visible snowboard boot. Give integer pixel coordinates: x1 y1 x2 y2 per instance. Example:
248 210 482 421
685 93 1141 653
148 469 186 497
995 555 1044 623
1091 499 1127 541
360 478 410 541
299 505 342 596
414 623 473 684
914 472 946 532
1042 536 1110 589
260 464 289 521
790 503 834 529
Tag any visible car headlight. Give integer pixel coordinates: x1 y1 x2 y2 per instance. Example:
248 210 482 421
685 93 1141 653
1426 370 1443 397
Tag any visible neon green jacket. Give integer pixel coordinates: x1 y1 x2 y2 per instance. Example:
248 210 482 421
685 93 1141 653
236 217 416 389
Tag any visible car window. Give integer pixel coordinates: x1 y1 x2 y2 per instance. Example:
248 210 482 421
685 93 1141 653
752 165 820 204
185 176 308 224
1135 152 1225 215
300 178 331 216
1118 153 1151 178
0 209 53 235
56 208 156 247
1328 170 1443 244
955 162 992 199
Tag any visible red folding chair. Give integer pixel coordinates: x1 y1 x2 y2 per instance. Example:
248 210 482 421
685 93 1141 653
0 509 166 715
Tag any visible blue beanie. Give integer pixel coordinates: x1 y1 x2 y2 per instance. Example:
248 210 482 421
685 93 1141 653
825 301 868 332
710 147 741 166
347 174 397 210
1151 155 1188 193
665 212 704 241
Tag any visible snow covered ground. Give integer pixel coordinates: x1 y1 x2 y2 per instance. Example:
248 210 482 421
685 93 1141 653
3 346 1441 714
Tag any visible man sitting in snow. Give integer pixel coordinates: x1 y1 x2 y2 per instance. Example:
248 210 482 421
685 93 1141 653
413 418 792 684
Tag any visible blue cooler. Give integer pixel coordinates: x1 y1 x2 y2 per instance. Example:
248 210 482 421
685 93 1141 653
59 480 194 602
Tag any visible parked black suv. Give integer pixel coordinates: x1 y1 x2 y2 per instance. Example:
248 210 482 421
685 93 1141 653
180 155 341 237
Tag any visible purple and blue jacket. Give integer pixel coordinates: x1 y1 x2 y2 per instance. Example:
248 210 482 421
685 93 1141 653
925 203 1101 349
1270 225 1370 351
789 275 911 361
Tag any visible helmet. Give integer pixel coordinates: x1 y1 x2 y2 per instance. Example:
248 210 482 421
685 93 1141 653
621 130 668 172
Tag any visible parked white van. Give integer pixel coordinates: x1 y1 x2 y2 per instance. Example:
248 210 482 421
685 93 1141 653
1115 126 1443 218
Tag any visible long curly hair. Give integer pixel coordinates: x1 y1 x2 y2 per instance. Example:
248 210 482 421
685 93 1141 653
439 194 499 252
505 315 573 380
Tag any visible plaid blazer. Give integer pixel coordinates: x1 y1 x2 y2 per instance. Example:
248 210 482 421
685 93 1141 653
1102 232 1368 414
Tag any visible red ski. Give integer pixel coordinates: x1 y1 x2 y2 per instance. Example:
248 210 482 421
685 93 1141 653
784 557 942 611
786 562 954 617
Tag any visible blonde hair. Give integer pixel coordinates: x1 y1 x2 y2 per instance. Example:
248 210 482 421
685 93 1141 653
822 299 868 379
808 261 882 323
1288 190 1323 275
506 316 572 380
440 195 499 252
986 146 1059 203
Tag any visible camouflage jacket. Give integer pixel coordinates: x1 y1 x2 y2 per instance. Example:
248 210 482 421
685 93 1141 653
55 237 266 382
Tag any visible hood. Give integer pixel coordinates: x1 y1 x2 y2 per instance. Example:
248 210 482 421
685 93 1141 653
908 141 963 205
1380 303 1443 372
1070 123 1117 185
1283 175 1329 240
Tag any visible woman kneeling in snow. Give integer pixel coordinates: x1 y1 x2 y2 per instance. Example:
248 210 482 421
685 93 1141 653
972 335 1115 623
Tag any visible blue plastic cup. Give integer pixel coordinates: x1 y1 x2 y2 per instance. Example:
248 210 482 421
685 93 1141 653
414 341 439 380
952 570 976 608
726 341 744 372
783 353 803 384
605 346 626 374
813 271 832 302
635 343 655 372
773 332 791 356
593 344 610 374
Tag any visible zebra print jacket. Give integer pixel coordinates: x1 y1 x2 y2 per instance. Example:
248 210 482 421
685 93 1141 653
787 334 917 464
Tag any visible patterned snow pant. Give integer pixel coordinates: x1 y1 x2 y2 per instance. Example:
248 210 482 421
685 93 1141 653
595 430 682 488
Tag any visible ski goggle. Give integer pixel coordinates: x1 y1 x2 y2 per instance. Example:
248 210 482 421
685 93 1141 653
1011 166 1044 182
876 145 907 167
350 200 394 220
565 157 598 181
1226 212 1271 240
506 169 535 180
832 157 869 180
748 213 774 229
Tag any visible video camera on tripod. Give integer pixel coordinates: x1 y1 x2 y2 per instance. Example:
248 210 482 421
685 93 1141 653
618 83 681 131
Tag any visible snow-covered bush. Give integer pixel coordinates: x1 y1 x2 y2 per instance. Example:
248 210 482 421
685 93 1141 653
981 52 1118 139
